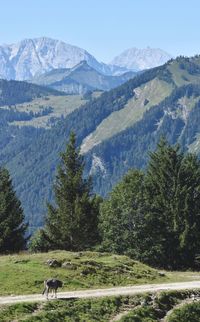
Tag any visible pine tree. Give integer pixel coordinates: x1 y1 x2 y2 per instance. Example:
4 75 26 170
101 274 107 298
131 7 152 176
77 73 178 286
0 167 27 253
142 138 200 268
142 138 183 268
44 132 101 251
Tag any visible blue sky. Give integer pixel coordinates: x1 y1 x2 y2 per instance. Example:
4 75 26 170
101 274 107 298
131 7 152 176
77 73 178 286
0 0 200 62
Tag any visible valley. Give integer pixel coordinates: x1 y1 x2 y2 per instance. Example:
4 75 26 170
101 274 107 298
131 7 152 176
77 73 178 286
1 2 200 321
1 56 200 230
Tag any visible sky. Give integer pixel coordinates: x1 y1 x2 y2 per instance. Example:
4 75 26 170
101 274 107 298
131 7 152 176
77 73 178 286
0 0 200 63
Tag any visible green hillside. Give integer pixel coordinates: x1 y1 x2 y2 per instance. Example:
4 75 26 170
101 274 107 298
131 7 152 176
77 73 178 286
82 56 200 154
1 56 200 229
81 78 172 153
86 83 200 195
0 251 166 296
4 95 88 128
0 79 64 106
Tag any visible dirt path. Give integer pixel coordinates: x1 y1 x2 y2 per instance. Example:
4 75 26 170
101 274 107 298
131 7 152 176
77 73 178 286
0 281 200 305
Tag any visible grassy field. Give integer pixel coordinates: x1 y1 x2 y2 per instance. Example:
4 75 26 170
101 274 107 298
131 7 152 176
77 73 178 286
0 251 199 297
0 290 200 321
168 60 200 87
0 251 199 321
1 94 87 128
0 251 168 296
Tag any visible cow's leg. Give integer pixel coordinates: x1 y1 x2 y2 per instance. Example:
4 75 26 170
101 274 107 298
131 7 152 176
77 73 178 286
46 286 49 299
42 286 46 295
55 287 57 298
42 280 47 295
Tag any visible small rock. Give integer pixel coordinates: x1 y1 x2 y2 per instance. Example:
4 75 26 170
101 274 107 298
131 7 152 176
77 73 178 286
80 266 96 275
144 98 149 106
62 262 77 270
46 259 61 268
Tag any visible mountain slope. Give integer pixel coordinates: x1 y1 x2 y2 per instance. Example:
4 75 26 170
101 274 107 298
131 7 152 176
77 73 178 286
85 83 200 195
1 56 200 231
111 47 172 71
0 79 64 106
31 61 137 94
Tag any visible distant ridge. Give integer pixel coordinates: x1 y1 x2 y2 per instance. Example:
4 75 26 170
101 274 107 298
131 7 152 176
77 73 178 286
0 38 172 80
0 37 128 80
31 60 137 94
111 47 172 71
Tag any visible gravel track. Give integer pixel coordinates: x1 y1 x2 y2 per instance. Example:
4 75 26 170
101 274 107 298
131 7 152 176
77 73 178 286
0 281 200 305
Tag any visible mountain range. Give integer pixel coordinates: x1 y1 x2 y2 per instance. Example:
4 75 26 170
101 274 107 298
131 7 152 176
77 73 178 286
0 47 199 232
0 37 172 80
31 60 137 94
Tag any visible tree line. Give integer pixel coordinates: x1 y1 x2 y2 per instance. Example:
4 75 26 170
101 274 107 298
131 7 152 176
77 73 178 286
1 133 200 270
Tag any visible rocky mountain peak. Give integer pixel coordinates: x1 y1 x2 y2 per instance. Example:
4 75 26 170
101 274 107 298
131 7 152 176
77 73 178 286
110 47 172 71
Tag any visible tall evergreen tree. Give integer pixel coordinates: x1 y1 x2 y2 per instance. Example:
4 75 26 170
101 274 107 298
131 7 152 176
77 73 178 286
44 132 101 251
136 138 200 269
0 167 27 253
141 138 184 268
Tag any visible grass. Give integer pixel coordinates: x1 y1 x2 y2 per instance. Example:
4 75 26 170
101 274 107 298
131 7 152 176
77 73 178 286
0 251 168 296
1 94 87 128
167 61 200 87
0 251 199 297
81 78 173 153
119 306 158 322
168 302 200 322
0 290 200 321
0 297 125 321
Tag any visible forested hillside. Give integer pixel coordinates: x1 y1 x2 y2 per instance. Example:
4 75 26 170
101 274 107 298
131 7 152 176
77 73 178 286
1 55 200 231
85 83 200 195
0 79 64 106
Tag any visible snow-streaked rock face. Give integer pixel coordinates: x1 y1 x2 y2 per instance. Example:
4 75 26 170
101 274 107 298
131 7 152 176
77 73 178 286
90 154 107 177
0 38 172 80
110 47 172 71
0 37 118 80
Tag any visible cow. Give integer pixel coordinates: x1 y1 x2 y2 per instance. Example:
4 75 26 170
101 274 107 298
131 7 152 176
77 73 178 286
42 278 63 299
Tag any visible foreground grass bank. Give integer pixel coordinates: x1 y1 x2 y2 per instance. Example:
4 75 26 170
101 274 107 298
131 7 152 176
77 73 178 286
1 290 200 321
0 251 168 296
0 251 199 297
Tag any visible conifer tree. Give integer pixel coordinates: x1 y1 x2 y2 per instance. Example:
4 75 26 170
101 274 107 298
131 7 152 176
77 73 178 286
140 138 200 268
142 138 184 268
0 167 27 253
44 132 101 251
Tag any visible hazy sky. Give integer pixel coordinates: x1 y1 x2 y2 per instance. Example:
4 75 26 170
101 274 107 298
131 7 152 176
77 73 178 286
0 0 200 62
